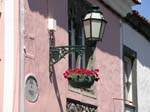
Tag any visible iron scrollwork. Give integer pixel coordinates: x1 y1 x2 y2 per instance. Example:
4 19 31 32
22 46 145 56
50 45 85 65
67 99 97 112
49 30 85 66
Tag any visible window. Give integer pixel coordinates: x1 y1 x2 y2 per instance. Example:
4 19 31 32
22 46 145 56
68 0 96 97
123 45 138 112
125 105 136 112
68 15 85 69
124 56 133 103
68 0 95 69
68 0 87 69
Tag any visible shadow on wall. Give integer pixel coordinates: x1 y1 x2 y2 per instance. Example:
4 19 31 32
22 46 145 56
27 0 48 17
96 13 121 59
27 0 68 31
96 3 150 69
125 23 150 68
138 52 150 68
49 65 64 112
27 0 120 59
27 0 67 111
48 31 64 112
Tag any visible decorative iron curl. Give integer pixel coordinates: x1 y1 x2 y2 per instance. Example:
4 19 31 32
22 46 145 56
50 45 85 65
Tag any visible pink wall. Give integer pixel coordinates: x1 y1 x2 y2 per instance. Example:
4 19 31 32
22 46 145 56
91 1 123 112
66 0 122 111
24 0 68 111
24 0 122 112
0 1 4 111
13 0 20 111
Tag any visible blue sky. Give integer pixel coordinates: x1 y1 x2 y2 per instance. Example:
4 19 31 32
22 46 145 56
132 0 150 19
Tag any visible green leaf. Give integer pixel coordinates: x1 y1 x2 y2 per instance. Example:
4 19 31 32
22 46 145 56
69 75 78 79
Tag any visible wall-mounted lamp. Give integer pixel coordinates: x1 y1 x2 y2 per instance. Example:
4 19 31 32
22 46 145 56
49 6 107 65
83 6 107 41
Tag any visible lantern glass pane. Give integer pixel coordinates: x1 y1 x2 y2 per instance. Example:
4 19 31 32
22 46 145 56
91 19 101 40
83 20 91 39
99 20 106 41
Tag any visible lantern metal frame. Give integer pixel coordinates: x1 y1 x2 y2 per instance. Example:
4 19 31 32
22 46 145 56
83 6 107 41
83 18 107 41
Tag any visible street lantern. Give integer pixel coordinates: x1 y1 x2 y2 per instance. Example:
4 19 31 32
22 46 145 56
83 6 107 41
49 6 107 65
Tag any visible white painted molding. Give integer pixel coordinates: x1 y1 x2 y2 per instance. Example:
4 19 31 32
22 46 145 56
3 0 14 112
102 0 137 17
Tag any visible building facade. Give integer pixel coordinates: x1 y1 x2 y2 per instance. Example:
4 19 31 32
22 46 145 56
0 0 145 112
24 0 122 111
122 11 150 112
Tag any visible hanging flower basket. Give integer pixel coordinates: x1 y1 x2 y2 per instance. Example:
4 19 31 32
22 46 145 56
63 68 100 88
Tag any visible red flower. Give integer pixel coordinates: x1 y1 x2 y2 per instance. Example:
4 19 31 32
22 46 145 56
63 68 100 81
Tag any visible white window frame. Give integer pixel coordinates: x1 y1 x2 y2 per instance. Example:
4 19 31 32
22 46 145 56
124 56 133 104
123 45 138 112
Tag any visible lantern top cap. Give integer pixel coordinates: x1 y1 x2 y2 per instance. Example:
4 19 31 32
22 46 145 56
84 5 105 20
87 5 103 14
90 5 100 12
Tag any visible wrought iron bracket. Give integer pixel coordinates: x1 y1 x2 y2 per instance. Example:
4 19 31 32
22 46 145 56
50 45 85 65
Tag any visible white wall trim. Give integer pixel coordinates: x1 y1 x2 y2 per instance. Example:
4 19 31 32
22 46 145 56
3 0 14 112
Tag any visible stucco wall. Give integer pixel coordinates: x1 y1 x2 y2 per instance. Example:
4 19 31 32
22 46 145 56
24 0 68 112
24 0 122 112
123 22 150 112
67 0 123 111
87 0 122 112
